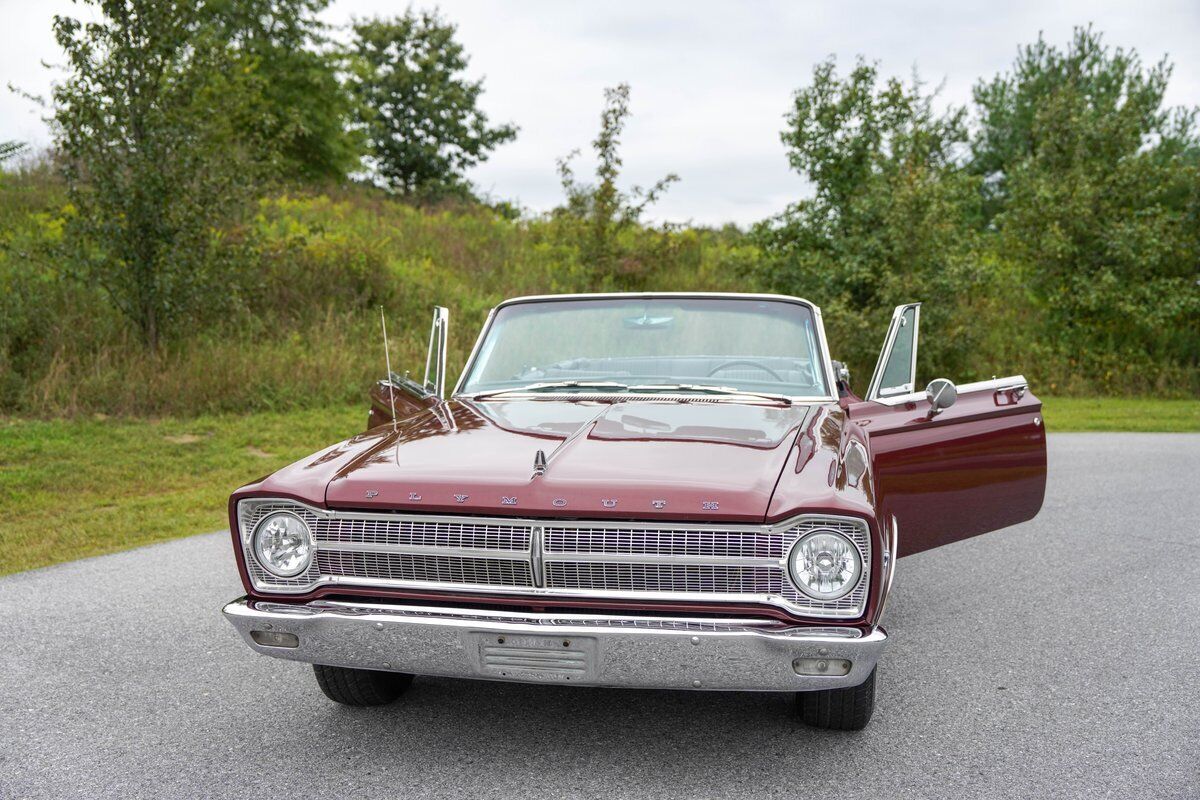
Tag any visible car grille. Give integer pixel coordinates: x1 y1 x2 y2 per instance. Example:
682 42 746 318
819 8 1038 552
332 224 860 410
237 500 870 618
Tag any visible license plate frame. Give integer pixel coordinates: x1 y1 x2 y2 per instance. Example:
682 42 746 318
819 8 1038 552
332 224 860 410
466 632 599 684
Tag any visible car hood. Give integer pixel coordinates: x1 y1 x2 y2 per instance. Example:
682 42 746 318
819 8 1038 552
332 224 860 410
320 399 814 523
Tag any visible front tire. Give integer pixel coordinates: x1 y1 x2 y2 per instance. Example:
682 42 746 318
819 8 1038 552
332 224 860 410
795 667 876 730
313 664 413 706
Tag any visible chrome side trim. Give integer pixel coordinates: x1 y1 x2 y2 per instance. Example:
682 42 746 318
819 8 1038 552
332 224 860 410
224 597 887 692
452 292 838 402
868 374 1029 407
874 516 899 626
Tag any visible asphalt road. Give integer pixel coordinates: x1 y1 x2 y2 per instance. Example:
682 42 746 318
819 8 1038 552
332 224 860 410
2 433 1198 799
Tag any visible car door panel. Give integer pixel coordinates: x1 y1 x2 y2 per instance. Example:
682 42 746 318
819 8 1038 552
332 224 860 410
853 383 1046 556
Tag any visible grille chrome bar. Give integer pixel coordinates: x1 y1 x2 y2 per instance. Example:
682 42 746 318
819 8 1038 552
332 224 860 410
237 499 871 618
317 541 530 560
542 552 783 567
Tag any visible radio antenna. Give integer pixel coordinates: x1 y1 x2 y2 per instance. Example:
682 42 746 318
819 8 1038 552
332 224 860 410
380 306 398 432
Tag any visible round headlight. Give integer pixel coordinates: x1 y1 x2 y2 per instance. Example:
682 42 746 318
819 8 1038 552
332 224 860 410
252 512 313 578
788 530 862 601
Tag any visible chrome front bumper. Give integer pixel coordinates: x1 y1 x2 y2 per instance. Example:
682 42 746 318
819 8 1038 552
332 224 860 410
223 597 886 692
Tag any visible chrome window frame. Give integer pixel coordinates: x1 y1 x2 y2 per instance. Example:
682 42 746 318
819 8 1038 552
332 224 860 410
238 498 872 619
423 306 449 399
866 303 921 402
452 293 840 404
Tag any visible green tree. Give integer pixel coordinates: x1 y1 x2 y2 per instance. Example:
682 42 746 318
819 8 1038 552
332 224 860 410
556 83 678 286
976 28 1200 380
755 58 988 384
0 141 26 164
51 0 270 350
348 11 517 197
206 0 360 181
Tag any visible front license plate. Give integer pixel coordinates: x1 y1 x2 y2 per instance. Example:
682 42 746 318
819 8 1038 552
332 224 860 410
467 632 599 684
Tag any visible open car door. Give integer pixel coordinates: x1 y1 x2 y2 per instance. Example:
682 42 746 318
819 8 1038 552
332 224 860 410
367 306 448 429
848 303 1047 557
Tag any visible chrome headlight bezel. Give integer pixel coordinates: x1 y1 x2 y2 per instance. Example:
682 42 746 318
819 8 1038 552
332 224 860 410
787 528 864 602
251 510 314 578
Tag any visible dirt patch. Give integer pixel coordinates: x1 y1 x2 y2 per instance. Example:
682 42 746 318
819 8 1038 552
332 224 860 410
245 446 273 458
164 433 204 444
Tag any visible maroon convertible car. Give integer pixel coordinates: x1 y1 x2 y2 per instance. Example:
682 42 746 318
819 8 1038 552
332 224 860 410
223 293 1046 730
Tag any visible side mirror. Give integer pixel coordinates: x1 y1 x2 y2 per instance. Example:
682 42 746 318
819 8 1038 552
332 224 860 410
832 360 851 385
925 378 957 417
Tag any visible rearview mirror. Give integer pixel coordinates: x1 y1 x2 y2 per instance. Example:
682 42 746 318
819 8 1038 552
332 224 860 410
925 378 957 417
623 312 674 329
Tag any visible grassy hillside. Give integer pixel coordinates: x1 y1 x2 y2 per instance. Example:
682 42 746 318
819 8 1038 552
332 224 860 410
1 176 757 417
1 170 1196 419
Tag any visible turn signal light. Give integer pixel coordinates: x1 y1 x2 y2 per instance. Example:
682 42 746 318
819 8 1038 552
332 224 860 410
250 630 299 648
792 657 850 676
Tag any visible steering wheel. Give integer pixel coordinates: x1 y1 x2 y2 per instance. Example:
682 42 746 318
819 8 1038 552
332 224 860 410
706 360 785 382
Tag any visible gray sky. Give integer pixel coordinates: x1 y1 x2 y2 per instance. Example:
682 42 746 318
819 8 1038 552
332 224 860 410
3 0 1198 225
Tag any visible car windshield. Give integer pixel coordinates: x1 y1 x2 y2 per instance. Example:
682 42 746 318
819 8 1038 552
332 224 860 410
458 296 831 399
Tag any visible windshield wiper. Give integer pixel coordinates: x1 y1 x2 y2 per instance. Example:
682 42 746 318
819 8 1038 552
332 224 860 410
470 380 792 405
470 380 631 399
625 383 793 405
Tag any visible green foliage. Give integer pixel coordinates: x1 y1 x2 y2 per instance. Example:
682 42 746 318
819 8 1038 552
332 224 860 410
0 181 747 416
754 33 1199 396
50 0 273 350
555 83 679 288
978 27 1200 387
972 26 1192 219
754 58 990 384
348 11 517 197
205 0 362 181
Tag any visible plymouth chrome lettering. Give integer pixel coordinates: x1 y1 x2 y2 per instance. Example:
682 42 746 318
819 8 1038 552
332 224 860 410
500 496 518 506
701 500 720 510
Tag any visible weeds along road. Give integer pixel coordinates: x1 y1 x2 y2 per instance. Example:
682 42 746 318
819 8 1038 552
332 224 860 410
2 434 1197 800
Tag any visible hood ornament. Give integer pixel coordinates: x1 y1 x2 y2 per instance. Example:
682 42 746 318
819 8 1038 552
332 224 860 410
532 449 547 477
